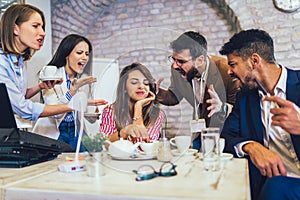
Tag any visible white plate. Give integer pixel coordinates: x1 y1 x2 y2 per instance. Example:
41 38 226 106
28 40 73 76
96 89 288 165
84 113 101 117
109 153 156 161
198 152 233 161
171 149 198 156
40 76 63 81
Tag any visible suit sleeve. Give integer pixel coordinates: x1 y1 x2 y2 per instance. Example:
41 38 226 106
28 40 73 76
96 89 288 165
156 68 183 105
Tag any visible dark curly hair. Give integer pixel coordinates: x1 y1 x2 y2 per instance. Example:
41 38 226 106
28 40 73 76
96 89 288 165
219 29 276 64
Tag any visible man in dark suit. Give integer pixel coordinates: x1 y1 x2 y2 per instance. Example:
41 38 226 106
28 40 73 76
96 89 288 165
156 31 240 150
219 29 300 200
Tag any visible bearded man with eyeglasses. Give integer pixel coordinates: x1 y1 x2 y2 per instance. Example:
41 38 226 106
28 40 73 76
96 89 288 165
156 31 240 150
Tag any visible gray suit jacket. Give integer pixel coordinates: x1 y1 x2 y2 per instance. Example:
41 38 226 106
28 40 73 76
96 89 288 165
157 55 240 130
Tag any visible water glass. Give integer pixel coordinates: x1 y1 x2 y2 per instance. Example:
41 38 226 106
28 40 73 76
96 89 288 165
86 152 106 177
201 128 220 171
157 138 172 162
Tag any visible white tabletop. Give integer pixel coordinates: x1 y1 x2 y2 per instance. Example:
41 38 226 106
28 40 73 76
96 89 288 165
0 153 250 200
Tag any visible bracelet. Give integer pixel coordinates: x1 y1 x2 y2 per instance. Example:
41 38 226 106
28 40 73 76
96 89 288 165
132 116 142 121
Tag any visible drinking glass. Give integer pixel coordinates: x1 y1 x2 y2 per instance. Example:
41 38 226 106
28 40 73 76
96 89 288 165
157 138 172 162
201 128 220 171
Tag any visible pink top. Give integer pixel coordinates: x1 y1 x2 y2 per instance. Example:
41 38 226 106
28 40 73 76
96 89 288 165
100 105 165 141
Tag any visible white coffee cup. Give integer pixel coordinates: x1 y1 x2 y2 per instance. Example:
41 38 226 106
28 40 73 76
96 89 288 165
140 141 159 155
219 138 225 153
86 106 98 114
42 65 57 77
170 135 191 153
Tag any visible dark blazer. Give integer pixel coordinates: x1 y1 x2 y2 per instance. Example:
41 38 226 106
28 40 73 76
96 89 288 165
221 68 300 200
157 55 240 130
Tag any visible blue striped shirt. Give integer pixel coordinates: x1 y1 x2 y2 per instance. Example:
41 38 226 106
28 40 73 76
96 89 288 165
63 72 75 122
0 48 44 121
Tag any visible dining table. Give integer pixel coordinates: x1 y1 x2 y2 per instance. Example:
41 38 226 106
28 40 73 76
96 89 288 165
0 152 250 200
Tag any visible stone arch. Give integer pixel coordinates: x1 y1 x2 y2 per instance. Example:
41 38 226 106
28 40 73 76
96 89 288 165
202 0 242 33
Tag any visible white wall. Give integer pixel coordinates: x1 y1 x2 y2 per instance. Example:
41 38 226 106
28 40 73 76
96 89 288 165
92 58 119 105
84 58 119 136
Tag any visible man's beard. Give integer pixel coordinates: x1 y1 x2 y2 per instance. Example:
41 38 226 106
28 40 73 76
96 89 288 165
244 74 257 90
174 67 186 77
186 67 199 82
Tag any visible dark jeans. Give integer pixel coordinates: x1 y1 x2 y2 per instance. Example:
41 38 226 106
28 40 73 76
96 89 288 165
58 121 86 152
192 135 201 151
258 176 300 200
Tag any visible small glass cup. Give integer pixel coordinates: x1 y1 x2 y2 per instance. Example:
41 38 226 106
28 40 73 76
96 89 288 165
86 152 107 177
157 138 173 162
201 128 220 172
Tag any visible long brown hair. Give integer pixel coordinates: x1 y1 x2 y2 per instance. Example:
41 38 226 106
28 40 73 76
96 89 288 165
0 4 45 61
113 62 160 130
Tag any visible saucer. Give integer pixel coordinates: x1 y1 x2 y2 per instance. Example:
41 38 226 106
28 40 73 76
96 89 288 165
198 152 233 161
171 149 198 156
109 153 156 161
220 153 233 161
40 76 63 81
84 113 101 118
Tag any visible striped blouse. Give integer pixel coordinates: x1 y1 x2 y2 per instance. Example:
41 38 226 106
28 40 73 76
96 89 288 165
100 105 165 141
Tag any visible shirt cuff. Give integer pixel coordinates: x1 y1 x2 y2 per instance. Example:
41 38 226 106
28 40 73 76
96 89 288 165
234 140 254 157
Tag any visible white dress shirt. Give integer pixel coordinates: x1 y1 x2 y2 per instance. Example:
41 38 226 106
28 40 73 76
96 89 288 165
235 66 300 177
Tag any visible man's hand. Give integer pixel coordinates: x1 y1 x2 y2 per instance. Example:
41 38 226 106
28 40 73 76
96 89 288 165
243 142 286 177
156 77 164 94
206 84 222 117
264 96 300 135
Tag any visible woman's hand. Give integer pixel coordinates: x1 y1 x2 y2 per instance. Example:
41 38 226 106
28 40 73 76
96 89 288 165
135 91 156 108
88 99 108 106
39 79 63 90
70 76 97 94
122 124 149 142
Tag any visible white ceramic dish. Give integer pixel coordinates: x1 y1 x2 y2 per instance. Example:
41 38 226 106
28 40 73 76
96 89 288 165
171 149 198 156
84 113 101 118
220 153 233 161
198 152 233 161
40 76 63 81
109 153 156 161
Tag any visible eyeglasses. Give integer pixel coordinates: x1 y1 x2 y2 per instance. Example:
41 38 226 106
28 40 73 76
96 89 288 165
168 55 192 66
132 161 177 181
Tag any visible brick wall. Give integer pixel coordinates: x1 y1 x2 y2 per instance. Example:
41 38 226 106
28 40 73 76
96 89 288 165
50 0 300 137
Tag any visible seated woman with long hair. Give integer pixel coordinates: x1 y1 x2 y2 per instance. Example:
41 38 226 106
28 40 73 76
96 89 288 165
100 62 165 142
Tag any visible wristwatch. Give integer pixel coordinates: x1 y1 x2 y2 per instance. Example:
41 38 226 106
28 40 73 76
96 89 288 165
220 102 228 116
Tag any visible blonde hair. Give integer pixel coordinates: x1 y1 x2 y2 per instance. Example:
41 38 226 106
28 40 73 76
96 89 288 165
0 4 45 61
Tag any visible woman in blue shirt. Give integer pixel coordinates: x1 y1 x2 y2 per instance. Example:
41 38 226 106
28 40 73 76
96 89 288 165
0 5 105 129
